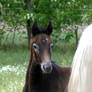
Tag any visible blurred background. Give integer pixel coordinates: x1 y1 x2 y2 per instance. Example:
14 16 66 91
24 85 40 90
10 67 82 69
0 0 92 92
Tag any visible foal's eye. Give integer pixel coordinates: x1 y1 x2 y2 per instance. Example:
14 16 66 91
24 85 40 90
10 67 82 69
50 43 53 49
33 43 39 53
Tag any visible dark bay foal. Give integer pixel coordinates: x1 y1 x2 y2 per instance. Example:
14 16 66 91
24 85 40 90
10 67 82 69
22 22 71 92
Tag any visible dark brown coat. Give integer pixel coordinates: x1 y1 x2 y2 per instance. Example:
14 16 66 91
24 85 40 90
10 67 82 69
22 61 71 92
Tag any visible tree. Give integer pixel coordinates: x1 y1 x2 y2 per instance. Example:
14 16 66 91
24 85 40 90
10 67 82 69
0 0 92 48
24 0 31 49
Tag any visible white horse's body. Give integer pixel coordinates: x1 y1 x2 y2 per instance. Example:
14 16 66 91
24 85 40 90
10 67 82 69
68 24 92 92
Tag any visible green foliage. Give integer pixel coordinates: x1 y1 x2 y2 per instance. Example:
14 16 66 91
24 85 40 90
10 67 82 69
60 31 74 42
0 0 92 45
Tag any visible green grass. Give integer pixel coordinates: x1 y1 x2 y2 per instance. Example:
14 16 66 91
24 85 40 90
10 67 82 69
0 47 28 92
0 40 75 92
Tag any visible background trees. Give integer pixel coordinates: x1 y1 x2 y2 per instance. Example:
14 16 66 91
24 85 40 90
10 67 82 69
0 0 92 48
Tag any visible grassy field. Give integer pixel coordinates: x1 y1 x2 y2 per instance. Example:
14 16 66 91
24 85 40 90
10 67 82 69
0 40 75 92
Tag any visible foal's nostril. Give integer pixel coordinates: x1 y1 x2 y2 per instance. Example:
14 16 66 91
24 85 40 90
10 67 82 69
45 65 51 72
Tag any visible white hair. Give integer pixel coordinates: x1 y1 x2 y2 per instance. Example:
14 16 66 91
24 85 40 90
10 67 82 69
68 24 92 92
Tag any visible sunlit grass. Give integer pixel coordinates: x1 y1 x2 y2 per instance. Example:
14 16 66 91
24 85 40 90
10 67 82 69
0 47 29 92
0 65 26 92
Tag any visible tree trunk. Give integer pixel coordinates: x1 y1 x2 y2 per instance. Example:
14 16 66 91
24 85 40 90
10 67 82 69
24 0 31 49
27 19 31 49
75 26 78 49
12 26 17 46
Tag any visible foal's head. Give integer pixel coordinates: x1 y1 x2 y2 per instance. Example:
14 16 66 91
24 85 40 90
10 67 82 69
30 22 53 74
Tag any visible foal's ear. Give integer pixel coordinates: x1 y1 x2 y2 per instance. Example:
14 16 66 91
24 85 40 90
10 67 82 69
32 22 39 36
46 22 53 35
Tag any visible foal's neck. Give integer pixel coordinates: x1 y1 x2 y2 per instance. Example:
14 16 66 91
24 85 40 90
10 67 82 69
30 61 61 92
31 62 42 74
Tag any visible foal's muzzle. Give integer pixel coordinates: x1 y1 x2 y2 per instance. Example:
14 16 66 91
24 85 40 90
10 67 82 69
41 61 52 73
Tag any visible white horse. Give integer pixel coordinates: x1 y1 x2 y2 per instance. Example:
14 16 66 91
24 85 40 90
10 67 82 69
68 24 92 92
